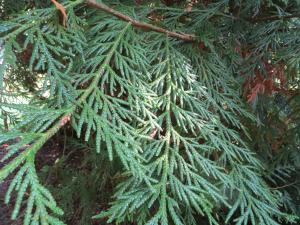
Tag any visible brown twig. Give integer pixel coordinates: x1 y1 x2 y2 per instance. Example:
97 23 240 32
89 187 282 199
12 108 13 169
86 0 300 40
270 181 298 190
51 0 68 27
250 13 300 22
86 0 196 42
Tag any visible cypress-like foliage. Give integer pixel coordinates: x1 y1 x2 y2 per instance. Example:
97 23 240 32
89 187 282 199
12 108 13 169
0 0 299 224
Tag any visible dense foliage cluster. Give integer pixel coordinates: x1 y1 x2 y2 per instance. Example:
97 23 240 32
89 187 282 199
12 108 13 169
0 0 299 224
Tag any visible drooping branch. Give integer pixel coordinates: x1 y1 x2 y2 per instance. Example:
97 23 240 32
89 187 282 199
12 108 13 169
86 0 196 42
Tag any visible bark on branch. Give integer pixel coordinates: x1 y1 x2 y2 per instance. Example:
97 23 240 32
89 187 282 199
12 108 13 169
250 13 300 22
86 0 196 42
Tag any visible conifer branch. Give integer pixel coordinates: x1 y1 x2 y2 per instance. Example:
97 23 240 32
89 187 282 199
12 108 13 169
86 0 196 42
10 22 131 165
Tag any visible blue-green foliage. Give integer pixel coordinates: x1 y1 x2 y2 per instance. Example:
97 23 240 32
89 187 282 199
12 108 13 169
0 0 299 225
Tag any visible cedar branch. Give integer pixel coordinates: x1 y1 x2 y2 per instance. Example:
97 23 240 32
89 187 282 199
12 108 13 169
86 0 196 42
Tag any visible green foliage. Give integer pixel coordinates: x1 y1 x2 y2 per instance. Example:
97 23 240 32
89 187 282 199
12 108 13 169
1 0 85 105
0 0 299 225
5 160 64 225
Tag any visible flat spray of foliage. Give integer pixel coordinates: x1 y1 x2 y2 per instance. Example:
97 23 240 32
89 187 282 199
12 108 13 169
0 0 299 225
